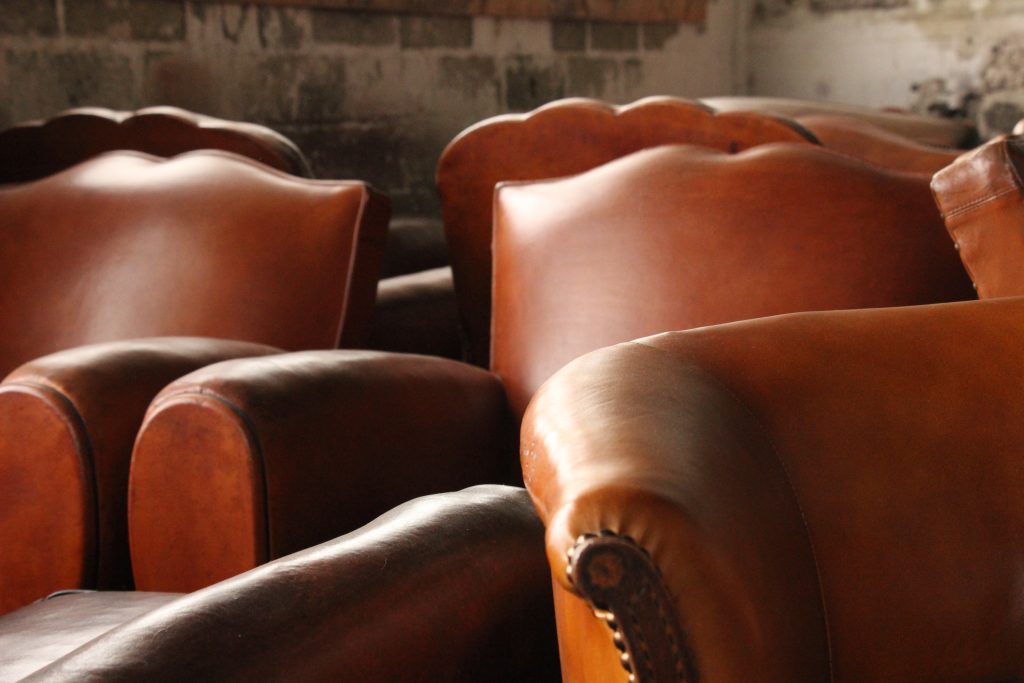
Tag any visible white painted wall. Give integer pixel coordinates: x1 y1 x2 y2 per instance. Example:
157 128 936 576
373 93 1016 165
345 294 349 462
747 0 1024 136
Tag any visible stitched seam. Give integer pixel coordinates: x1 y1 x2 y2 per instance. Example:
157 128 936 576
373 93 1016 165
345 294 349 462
630 340 835 682
942 185 1018 219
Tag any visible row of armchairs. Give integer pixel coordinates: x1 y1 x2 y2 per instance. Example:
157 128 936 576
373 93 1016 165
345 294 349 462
0 97 1006 680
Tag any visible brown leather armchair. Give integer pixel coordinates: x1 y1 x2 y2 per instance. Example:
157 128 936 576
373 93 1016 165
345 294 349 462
127 141 973 595
0 106 313 182
0 486 560 682
0 150 389 613
438 96 818 367
521 297 1024 683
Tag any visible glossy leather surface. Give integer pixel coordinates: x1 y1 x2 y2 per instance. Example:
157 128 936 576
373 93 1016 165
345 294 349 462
523 296 1024 683
704 95 978 149
0 106 312 182
798 113 960 174
22 486 559 682
0 150 388 377
493 142 975 417
438 96 817 366
130 351 511 591
0 338 280 614
0 592 178 682
932 135 1024 299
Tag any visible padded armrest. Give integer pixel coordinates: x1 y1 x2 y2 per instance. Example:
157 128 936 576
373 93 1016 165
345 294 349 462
525 297 1024 683
522 342 827 683
25 486 560 682
130 350 513 592
0 337 281 614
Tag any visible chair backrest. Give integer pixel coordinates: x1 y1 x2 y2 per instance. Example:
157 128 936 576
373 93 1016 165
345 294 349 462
493 143 975 417
437 96 818 366
0 106 313 183
703 95 978 149
0 150 388 377
797 114 961 175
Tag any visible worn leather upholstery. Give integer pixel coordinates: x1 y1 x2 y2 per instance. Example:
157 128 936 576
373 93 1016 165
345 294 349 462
703 95 978 149
932 135 1024 299
0 106 312 183
493 143 975 416
0 151 389 613
438 96 818 366
522 297 1024 683
369 266 462 360
2 486 559 682
129 351 511 591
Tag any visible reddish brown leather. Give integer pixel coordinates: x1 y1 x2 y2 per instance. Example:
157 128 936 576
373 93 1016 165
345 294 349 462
493 143 976 417
704 95 978 149
0 591 178 682
932 135 1024 299
0 338 281 615
438 96 818 366
368 266 462 360
0 106 312 183
0 150 389 377
7 487 559 682
129 351 512 592
797 113 960 174
524 296 1024 683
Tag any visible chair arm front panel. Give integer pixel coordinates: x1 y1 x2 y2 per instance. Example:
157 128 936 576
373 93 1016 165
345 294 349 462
0 337 281 615
522 342 828 683
129 351 513 592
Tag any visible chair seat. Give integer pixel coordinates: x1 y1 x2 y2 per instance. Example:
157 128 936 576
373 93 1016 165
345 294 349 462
0 591 178 681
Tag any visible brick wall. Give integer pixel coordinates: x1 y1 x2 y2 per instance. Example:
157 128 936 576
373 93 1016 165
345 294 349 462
0 0 742 217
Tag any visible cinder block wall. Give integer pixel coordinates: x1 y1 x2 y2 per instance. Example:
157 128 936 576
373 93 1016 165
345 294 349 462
0 0 743 217
748 0 1024 139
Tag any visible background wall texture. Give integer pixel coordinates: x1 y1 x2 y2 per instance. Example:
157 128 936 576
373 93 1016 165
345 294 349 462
3 0 1022 218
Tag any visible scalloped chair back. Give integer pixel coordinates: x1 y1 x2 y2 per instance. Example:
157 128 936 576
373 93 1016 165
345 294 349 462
437 96 818 366
0 106 313 183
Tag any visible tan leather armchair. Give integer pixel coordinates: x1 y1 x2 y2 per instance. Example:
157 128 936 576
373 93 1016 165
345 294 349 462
127 141 973 595
0 151 389 613
0 486 560 682
521 297 1024 683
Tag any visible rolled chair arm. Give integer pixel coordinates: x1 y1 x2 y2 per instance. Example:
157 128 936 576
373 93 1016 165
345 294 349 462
522 342 827 683
24 486 560 682
130 350 513 592
0 337 281 614
368 266 463 360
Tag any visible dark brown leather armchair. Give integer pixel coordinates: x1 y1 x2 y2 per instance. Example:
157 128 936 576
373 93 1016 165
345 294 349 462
0 151 389 613
0 486 560 682
126 142 973 595
521 297 1024 683
0 106 313 182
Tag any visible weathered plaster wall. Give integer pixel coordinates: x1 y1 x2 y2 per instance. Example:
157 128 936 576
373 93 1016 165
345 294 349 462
0 0 743 216
748 0 1024 138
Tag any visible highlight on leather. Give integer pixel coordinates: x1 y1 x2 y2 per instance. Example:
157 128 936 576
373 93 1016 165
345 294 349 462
0 106 313 183
932 135 1024 300
492 142 975 417
437 95 819 367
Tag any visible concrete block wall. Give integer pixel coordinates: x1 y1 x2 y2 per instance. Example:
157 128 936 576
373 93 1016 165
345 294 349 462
0 0 744 217
748 0 1024 138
